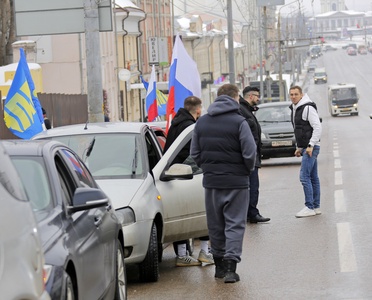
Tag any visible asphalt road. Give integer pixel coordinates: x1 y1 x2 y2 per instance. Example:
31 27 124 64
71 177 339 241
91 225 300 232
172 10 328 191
127 46 372 299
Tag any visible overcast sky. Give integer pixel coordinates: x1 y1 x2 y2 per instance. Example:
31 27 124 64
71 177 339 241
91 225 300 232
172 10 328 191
280 0 372 16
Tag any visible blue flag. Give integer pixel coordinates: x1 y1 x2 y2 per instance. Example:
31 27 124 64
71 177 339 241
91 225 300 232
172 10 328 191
4 48 43 139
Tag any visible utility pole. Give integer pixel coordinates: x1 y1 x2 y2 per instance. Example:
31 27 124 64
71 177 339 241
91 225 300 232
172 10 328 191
227 0 235 84
84 0 104 122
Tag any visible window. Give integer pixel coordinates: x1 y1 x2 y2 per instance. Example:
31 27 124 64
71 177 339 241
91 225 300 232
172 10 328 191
60 149 96 188
12 157 53 211
0 149 28 201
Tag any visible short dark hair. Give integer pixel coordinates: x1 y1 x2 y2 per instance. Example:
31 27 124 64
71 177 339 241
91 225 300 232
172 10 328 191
242 86 260 97
217 84 239 99
184 96 202 114
290 85 302 94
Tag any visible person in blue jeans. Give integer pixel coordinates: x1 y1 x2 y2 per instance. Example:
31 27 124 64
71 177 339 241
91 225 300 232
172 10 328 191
289 85 322 218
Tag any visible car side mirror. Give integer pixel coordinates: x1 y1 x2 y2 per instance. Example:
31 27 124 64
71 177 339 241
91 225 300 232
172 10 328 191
68 187 109 213
161 163 193 181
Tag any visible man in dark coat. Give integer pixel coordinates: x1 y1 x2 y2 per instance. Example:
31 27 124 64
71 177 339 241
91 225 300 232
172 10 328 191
240 86 270 223
164 96 214 267
191 84 256 283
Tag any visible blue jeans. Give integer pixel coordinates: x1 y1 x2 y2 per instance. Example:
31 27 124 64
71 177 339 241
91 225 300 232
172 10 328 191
300 146 320 209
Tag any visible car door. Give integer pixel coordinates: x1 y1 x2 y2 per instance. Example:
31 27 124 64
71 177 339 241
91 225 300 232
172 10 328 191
57 147 115 299
152 124 208 243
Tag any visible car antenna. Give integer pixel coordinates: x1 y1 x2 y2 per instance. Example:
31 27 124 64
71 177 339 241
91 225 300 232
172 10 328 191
84 120 89 130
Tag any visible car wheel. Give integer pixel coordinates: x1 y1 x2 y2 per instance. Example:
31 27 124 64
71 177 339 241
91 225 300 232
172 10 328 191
139 223 159 282
65 273 76 300
114 240 127 300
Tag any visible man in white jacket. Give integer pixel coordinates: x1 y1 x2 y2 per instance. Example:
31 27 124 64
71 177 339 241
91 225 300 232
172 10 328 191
289 86 322 218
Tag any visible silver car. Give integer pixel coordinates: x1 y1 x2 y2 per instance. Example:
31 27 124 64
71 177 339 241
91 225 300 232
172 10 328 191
34 122 207 282
0 142 50 300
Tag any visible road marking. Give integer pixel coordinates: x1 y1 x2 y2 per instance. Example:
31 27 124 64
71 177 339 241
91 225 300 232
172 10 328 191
335 170 342 185
337 222 357 272
333 150 340 158
334 190 346 213
334 158 341 169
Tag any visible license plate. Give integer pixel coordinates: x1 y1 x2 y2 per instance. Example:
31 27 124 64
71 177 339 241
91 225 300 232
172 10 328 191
340 108 351 112
272 140 292 147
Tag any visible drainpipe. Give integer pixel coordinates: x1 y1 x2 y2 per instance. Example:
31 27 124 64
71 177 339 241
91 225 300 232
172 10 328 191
136 14 147 121
122 10 129 121
219 34 225 74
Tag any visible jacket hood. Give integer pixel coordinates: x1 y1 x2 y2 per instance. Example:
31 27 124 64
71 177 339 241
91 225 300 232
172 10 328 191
207 95 240 116
171 108 195 126
294 93 313 109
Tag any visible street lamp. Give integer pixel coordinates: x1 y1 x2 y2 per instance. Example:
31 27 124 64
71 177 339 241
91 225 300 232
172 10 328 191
277 0 298 101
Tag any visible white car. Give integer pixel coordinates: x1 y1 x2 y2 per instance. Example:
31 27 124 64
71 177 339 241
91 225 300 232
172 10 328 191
0 142 50 300
33 122 207 282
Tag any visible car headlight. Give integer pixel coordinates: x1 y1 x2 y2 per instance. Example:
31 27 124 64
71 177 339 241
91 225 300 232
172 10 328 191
261 132 267 139
115 207 135 226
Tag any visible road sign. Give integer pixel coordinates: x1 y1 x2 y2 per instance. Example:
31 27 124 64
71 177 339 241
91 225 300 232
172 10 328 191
14 0 112 36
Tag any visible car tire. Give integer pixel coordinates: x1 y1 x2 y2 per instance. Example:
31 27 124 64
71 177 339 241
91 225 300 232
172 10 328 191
65 273 76 300
114 240 127 300
139 223 159 282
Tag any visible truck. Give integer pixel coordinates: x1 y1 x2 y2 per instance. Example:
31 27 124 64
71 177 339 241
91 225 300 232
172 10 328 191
250 74 290 103
328 83 359 116
313 67 327 84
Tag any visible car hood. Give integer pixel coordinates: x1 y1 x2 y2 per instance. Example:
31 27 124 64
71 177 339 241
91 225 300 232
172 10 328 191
260 121 293 134
95 178 143 210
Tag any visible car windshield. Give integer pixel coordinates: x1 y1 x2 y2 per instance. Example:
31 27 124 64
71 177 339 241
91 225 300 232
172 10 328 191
49 133 145 179
11 157 53 221
255 105 292 123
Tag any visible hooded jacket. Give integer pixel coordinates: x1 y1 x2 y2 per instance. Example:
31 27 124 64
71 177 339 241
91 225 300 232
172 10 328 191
191 95 256 189
290 93 322 148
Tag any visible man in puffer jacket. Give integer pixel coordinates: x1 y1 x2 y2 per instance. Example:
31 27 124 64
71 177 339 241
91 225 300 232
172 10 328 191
191 84 256 283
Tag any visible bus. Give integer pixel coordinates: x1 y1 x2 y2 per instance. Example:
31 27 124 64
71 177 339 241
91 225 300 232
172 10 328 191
328 83 359 116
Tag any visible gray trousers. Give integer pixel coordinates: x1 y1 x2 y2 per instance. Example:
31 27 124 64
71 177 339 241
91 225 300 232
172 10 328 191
205 188 249 262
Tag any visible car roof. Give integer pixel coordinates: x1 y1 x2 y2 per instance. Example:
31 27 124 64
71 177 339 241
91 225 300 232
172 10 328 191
34 121 150 139
2 139 65 156
257 101 292 108
328 83 356 89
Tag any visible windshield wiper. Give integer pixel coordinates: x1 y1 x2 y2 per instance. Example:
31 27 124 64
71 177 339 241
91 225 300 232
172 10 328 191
131 138 138 178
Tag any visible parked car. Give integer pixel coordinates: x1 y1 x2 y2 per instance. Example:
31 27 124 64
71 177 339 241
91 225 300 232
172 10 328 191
347 47 357 56
0 142 50 300
33 122 208 282
3 140 126 300
255 102 296 159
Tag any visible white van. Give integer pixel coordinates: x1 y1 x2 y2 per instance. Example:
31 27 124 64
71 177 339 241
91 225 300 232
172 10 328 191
328 83 359 116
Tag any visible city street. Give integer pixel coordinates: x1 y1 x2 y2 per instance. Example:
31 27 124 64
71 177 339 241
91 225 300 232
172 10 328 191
127 44 372 299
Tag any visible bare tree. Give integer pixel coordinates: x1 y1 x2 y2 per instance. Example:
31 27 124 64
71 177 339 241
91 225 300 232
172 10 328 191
1 0 16 66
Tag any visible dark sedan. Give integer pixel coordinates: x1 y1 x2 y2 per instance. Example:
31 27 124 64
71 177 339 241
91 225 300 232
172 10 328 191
255 102 296 159
3 140 127 300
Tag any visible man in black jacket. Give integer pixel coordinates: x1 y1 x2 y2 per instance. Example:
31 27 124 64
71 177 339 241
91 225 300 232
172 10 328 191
164 96 214 267
240 86 270 223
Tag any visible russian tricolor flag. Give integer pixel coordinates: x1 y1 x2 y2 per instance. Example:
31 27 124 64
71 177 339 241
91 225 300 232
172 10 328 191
166 34 201 123
146 65 158 122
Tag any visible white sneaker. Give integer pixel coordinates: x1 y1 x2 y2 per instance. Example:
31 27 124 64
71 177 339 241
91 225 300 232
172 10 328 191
176 254 202 267
296 206 316 218
197 249 214 264
314 208 322 215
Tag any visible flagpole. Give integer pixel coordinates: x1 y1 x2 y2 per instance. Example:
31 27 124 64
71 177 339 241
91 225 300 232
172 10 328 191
227 0 235 84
